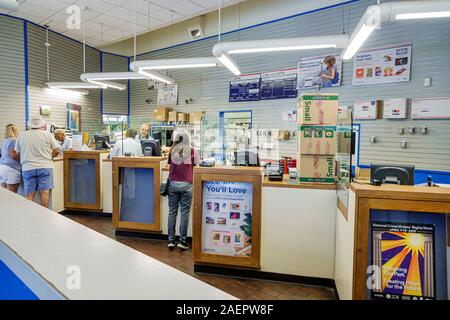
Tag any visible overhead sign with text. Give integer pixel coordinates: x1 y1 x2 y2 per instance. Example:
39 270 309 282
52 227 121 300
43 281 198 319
202 181 253 257
157 84 178 106
297 55 342 90
352 44 412 86
229 74 261 102
260 68 298 100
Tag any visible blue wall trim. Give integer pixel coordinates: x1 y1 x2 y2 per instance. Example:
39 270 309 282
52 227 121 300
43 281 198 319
127 57 131 126
133 0 360 58
23 21 29 126
100 52 103 116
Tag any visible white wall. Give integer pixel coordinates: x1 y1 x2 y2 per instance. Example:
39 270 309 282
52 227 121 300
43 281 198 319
103 0 344 56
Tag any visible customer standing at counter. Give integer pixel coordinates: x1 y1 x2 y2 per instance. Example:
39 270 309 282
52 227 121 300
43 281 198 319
167 132 200 250
110 128 142 158
14 115 60 208
0 124 21 193
54 129 72 154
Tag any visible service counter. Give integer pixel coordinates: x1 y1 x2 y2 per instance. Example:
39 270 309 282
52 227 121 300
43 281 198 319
63 151 109 211
192 166 338 282
335 183 450 300
111 156 166 233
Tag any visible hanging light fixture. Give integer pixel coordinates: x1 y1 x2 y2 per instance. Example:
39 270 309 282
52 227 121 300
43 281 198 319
342 0 450 60
80 0 173 85
213 35 349 75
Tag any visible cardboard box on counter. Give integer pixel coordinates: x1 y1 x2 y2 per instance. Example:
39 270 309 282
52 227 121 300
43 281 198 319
153 107 172 122
297 155 336 184
168 111 178 122
189 112 204 124
297 93 339 125
177 112 189 122
298 125 337 155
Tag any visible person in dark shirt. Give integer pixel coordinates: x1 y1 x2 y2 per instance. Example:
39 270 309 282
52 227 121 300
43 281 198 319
167 131 200 250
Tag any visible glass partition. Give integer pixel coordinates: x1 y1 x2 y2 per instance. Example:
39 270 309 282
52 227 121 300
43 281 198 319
336 109 353 209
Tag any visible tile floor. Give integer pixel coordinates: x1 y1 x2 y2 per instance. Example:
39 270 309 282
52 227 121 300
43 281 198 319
64 213 336 300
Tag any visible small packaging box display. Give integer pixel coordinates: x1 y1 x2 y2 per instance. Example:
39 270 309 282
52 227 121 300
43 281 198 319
383 98 408 119
168 111 178 122
153 107 172 122
177 112 189 122
297 93 339 125
297 155 336 184
353 100 382 120
189 112 204 124
298 125 337 155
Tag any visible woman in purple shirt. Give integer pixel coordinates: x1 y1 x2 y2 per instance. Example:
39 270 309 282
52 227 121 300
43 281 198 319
167 132 200 250
0 124 21 193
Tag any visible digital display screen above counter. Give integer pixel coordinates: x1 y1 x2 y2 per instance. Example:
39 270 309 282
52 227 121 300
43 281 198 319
229 74 261 102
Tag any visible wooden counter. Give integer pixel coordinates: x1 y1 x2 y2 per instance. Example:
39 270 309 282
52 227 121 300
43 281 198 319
193 166 263 269
112 156 166 233
339 182 450 300
63 150 109 211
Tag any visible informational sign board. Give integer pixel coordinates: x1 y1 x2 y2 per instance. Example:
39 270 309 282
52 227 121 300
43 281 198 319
202 181 253 257
352 44 412 86
229 74 261 102
354 100 381 120
157 84 178 106
297 55 343 90
411 98 450 119
369 209 448 301
383 98 408 119
260 68 298 100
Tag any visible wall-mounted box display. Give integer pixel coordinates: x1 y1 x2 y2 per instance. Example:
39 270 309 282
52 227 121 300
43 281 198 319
383 98 408 119
157 84 178 106
177 112 189 122
168 111 178 122
297 94 339 125
411 98 450 119
298 125 337 155
153 107 172 122
297 155 335 184
353 100 382 120
189 112 205 124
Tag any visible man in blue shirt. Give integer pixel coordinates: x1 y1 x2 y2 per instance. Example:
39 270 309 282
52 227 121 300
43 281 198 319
54 129 72 154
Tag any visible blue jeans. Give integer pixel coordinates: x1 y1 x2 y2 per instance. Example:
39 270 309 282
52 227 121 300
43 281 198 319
168 181 192 243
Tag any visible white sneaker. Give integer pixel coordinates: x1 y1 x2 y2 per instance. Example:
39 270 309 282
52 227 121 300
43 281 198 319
168 241 176 248
177 242 189 250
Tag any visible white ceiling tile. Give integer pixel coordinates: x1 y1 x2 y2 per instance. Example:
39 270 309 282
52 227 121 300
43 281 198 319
25 0 69 11
74 0 116 13
106 7 135 21
94 14 129 27
172 0 204 15
14 3 55 19
152 8 183 22
103 0 130 6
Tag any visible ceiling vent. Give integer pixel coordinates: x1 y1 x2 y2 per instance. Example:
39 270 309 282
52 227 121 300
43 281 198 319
187 16 205 40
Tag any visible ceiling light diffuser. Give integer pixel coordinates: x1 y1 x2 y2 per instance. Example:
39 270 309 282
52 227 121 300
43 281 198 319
130 57 219 71
395 11 450 19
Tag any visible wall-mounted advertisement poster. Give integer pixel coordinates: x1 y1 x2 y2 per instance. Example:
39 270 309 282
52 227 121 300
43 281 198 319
66 103 81 132
229 74 261 102
297 55 342 90
352 44 412 86
202 181 253 257
260 68 298 100
157 84 178 106
368 210 448 300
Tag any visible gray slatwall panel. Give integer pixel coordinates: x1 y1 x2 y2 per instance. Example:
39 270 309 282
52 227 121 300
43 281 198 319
0 16 25 144
130 0 450 170
27 24 102 135
102 53 129 115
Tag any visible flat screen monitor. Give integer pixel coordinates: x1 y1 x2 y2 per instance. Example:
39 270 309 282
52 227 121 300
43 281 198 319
233 150 260 167
141 139 161 157
94 135 111 150
371 164 415 186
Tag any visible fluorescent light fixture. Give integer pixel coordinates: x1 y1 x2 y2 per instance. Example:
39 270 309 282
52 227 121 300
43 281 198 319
46 82 104 94
395 11 450 19
46 87 89 97
342 24 376 60
86 80 127 91
217 54 241 76
138 70 174 85
130 58 219 71
81 72 149 81
228 44 338 54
